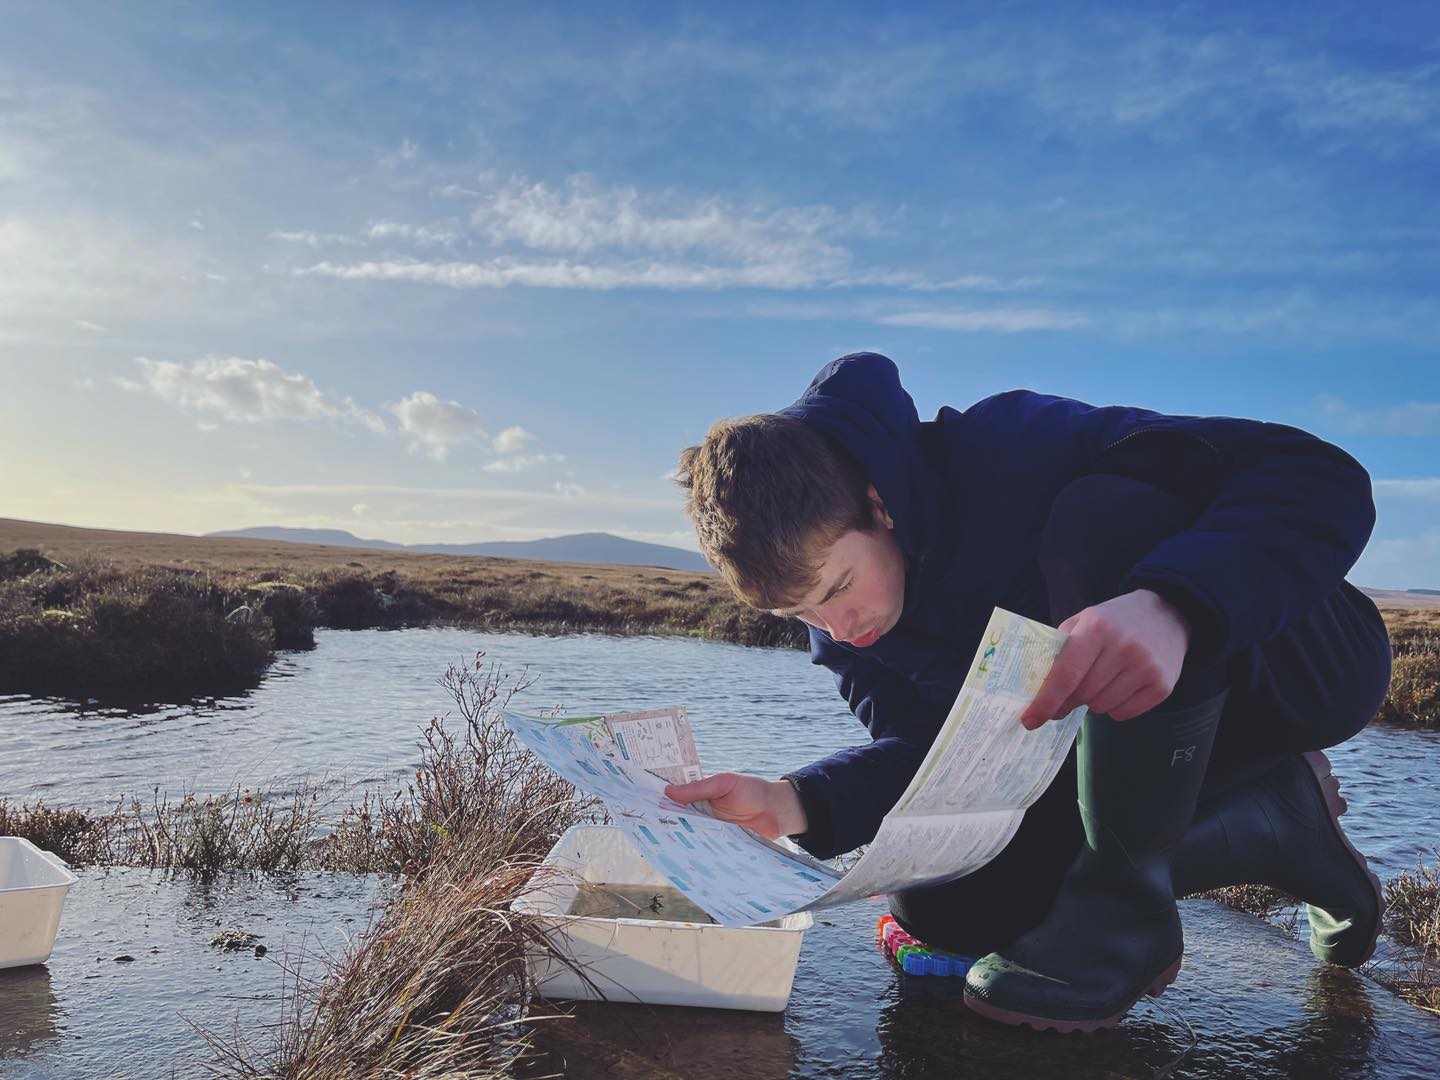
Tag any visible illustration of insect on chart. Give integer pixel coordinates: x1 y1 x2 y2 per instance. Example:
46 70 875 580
505 608 1084 928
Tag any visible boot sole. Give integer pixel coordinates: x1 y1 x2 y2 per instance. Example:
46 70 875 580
1302 750 1385 966
962 956 1182 1034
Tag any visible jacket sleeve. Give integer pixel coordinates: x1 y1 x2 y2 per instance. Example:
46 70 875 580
1061 401 1378 665
784 631 951 859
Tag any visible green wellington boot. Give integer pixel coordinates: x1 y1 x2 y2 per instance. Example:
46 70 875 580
963 690 1227 1033
1172 749 1384 967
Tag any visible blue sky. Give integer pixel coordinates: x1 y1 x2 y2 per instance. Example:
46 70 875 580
1 2 1437 587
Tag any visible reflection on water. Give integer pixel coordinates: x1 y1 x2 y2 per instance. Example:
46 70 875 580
0 967 60 1060
0 869 382 1079
525 1002 797 1080
2 628 1439 1078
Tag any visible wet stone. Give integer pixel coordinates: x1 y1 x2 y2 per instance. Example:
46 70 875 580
207 929 260 952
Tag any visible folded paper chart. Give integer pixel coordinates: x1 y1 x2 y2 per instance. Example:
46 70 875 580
504 607 1084 927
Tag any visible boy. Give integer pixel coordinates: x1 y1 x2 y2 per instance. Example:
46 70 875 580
665 352 1392 1032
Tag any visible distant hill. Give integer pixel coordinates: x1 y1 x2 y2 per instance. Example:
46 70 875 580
1358 586 1440 609
206 526 714 573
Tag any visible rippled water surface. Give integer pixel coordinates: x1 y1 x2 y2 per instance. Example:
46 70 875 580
2 628 1439 1078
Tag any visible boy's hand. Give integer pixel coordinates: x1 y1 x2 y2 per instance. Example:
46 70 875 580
664 772 808 839
1018 588 1191 729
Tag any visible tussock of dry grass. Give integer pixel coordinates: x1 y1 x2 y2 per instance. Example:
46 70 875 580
197 655 596 1078
203 846 556 1079
0 785 322 871
1377 609 1440 730
1376 852 1440 1014
318 657 604 875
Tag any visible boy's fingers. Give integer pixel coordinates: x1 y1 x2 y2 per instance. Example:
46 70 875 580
1019 637 1097 729
664 773 734 803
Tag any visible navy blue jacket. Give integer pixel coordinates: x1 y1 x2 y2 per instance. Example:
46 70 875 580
779 353 1377 859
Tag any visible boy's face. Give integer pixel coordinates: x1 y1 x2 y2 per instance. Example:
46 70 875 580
771 488 906 647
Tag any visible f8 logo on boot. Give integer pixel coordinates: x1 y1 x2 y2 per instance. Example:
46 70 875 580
1171 746 1197 766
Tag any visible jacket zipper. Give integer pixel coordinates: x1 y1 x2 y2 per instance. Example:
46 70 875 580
1103 426 1224 461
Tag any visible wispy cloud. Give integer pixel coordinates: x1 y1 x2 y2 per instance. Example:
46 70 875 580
1351 525 1440 589
684 21 1440 151
1315 394 1440 436
1373 478 1440 499
285 173 1020 294
471 174 855 263
365 220 463 248
297 256 836 291
228 480 675 509
876 308 1088 332
483 452 565 473
268 229 365 248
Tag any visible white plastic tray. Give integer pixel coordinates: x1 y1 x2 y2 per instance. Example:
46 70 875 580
0 837 78 969
512 825 811 1012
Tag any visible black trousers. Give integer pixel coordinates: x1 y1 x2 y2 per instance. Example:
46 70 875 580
889 474 1393 955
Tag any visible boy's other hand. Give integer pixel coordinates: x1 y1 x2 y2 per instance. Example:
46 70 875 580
664 772 808 839
1018 588 1191 729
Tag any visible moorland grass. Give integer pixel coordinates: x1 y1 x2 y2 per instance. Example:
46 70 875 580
1376 608 1440 729
4 657 600 1074
0 546 803 703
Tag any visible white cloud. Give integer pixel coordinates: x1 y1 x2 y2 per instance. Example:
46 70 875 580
1351 526 1440 590
876 309 1089 332
492 425 535 453
366 221 463 248
299 256 829 291
472 175 853 264
128 352 377 429
389 389 486 462
483 452 565 473
268 229 364 248
1315 394 1440 436
1373 478 1440 499
352 502 369 516
74 319 107 333
286 173 925 292
70 376 96 391
126 356 389 431
553 481 586 497
380 138 420 169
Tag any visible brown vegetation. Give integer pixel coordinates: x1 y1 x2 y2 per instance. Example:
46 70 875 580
5 519 1438 730
0 518 803 703
1379 852 1440 1014
0 658 598 878
0 553 279 702
1376 608 1440 729
202 655 598 1078
4 655 600 1074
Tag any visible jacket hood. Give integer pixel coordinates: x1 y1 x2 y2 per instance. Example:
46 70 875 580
777 353 943 571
